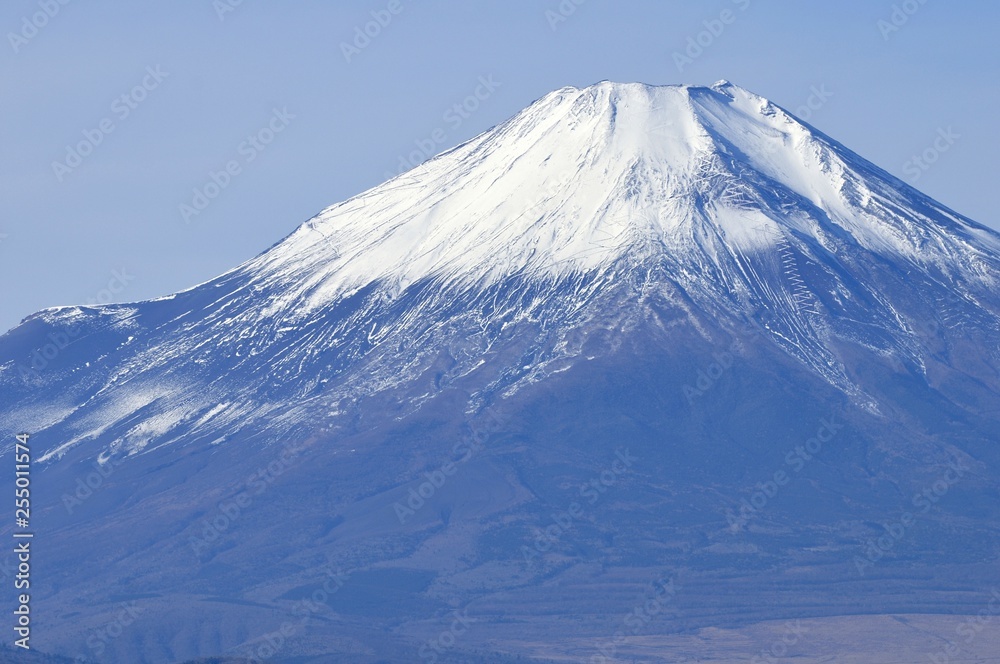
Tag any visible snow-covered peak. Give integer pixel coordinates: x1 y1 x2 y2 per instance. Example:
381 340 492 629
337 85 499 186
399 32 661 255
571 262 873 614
225 81 993 322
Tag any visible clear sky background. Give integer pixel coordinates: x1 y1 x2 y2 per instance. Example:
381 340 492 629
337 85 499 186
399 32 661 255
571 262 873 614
2 0 997 333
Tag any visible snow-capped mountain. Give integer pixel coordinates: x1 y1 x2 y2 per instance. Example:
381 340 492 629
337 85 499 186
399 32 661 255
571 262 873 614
3 82 1000 663
6 81 999 464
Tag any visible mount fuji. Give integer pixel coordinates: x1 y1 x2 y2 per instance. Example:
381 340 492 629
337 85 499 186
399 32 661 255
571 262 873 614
2 81 1000 663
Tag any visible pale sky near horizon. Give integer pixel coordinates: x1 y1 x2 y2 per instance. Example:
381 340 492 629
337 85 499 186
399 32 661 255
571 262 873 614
2 0 998 333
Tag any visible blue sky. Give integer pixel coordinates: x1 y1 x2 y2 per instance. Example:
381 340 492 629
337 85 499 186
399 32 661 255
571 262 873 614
2 0 997 333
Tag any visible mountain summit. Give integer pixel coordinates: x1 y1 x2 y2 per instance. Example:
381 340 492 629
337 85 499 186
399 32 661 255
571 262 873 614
195 80 997 299
3 82 1000 662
